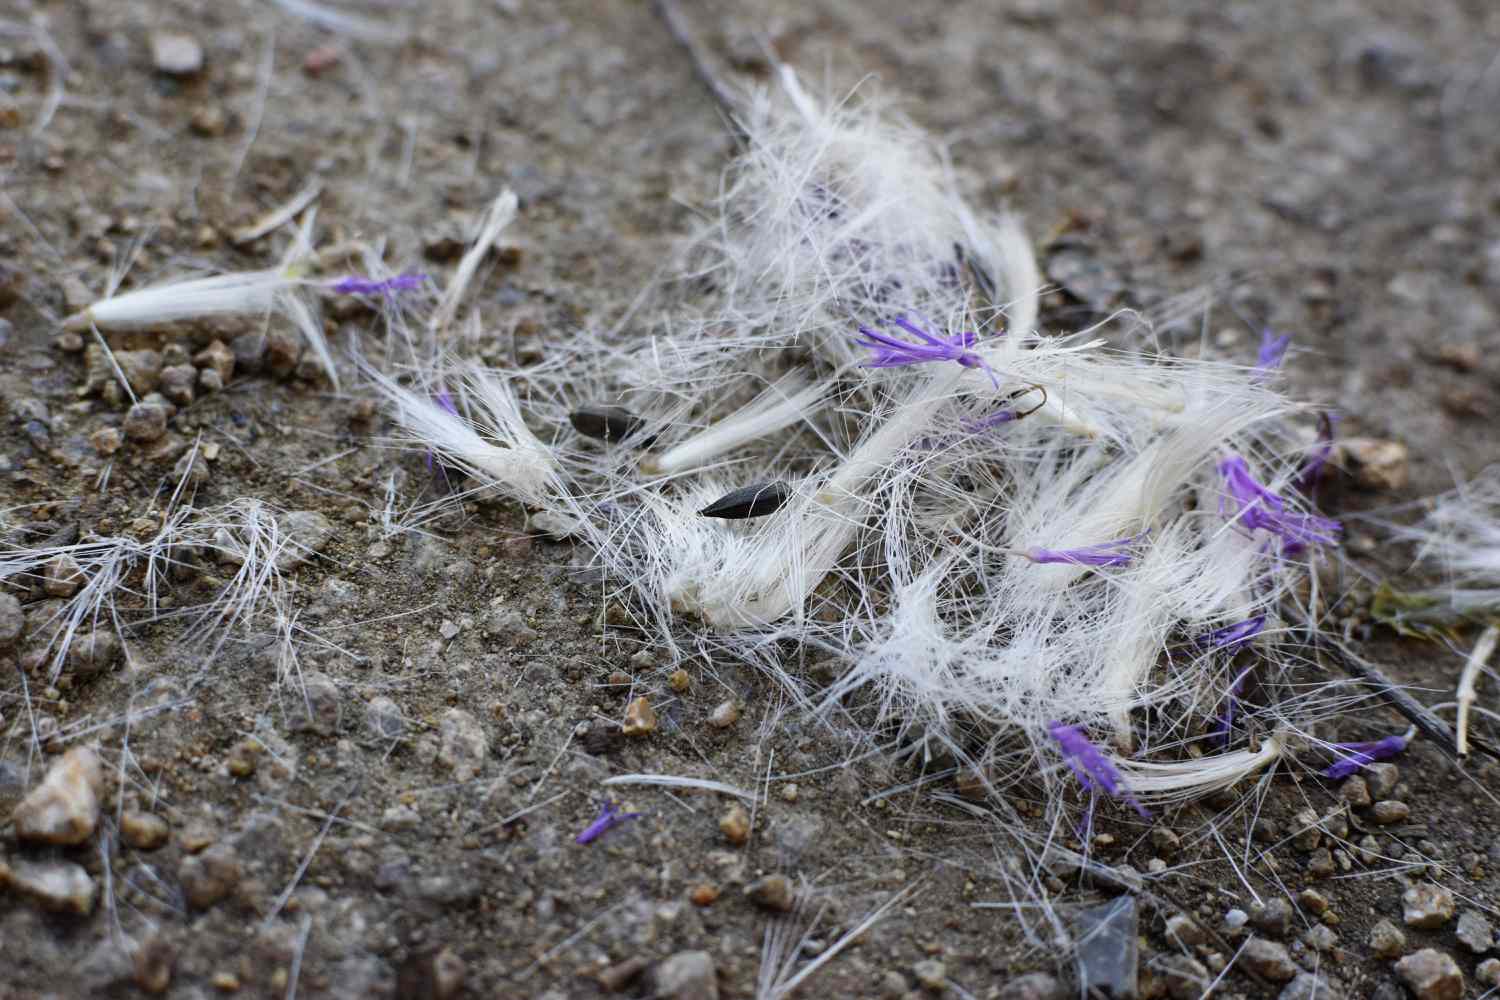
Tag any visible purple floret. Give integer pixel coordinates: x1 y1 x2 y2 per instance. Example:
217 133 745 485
1049 722 1150 819
855 317 997 385
330 272 427 296
1255 329 1292 374
575 801 642 845
1218 454 1341 548
1323 732 1409 779
1203 615 1266 650
1020 532 1145 568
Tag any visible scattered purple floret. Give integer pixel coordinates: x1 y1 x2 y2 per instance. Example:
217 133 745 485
1020 532 1145 568
575 801 642 845
330 272 428 296
1323 732 1409 779
855 317 998 385
1218 454 1341 548
1254 329 1292 375
961 408 1018 433
1049 722 1150 818
1204 615 1266 650
1294 411 1339 497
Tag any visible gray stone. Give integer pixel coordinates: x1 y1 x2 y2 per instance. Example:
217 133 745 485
160 364 196 406
1477 958 1500 989
1368 918 1406 958
1393 949 1463 1000
1364 763 1399 798
437 709 487 781
1402 883 1455 929
1279 972 1341 1000
69 629 121 677
1290 808 1322 850
912 958 946 992
1338 775 1371 808
276 510 334 570
652 950 717 1000
0 857 97 914
365 696 405 741
0 592 23 645
1250 898 1294 936
1456 909 1494 954
11 746 103 846
1238 938 1297 983
150 31 203 76
123 401 168 442
287 671 341 735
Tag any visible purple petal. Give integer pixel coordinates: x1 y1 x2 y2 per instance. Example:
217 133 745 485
575 801 642 845
1203 616 1266 649
1322 733 1408 779
1021 533 1145 567
1049 722 1150 819
1255 330 1292 372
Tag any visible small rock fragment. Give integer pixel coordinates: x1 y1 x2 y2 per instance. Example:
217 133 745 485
265 329 301 377
745 873 795 912
120 811 170 850
1402 883 1456 929
1075 896 1138 998
1306 847 1335 878
1279 972 1340 1000
1250 898 1294 936
912 958 947 992
90 426 123 455
667 669 691 692
1165 913 1206 947
623 696 657 736
277 510 334 570
437 709 488 781
596 955 650 992
286 672 341 735
1339 438 1409 491
1456 909 1494 954
393 946 465 1000
365 697 405 741
194 340 235 383
0 592 23 645
528 510 582 540
1291 808 1322 850
43 555 85 597
1338 776 1371 808
179 843 242 910
1238 938 1298 983
225 740 258 778
132 933 174 994
1477 958 1500 989
651 950 718 1000
1298 889 1330 916
1394 949 1463 1000
1372 800 1410 825
159 365 196 406
1364 763 1399 798
707 700 739 729
688 883 720 906
124 401 168 442
1369 918 1407 958
151 31 204 76
719 803 750 846
1160 955 1209 1000
115 349 163 395
70 629 122 677
0 857 97 915
12 745 103 846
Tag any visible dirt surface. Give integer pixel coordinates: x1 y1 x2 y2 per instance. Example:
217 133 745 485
1 1 1499 998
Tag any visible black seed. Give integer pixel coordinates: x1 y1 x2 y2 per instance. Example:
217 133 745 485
698 481 793 520
569 406 655 447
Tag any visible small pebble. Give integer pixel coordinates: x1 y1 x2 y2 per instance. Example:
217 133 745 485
1371 800 1409 825
1166 913 1206 947
651 950 718 1000
179 843 242 910
120 811 170 850
69 630 121 677
1306 848 1335 878
194 340 235 383
0 592 23 645
43 555 85 597
596 955 650 993
1402 883 1456 929
1237 938 1298 983
1278 972 1341 1000
707 700 739 729
123 401 168 442
623 697 657 736
0 858 97 915
1477 958 1500 988
437 708 488 781
667 669 690 692
1338 438 1409 491
12 745 103 846
912 958 947 992
286 672 341 735
1298 889 1329 916
745 873 795 912
1364 763 1399 798
780 783 799 803
365 697 405 741
132 934 174 994
1393 948 1463 1000
1456 909 1494 954
1304 924 1337 952
688 883 720 906
1338 776 1371 808
225 740 258 778
719 803 750 845
1223 908 1249 933
1291 808 1322 850
1160 955 1209 1000
151 31 204 76
1250 898 1294 936
210 971 239 992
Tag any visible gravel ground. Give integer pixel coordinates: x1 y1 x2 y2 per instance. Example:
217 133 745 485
1 1 1499 998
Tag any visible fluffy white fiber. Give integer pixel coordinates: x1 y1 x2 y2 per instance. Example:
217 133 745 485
368 67 1345 814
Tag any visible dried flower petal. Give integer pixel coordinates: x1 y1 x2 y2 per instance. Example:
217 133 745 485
1218 454 1340 547
1203 615 1265 649
329 272 427 296
1255 329 1291 373
576 801 642 845
855 317 996 384
1323 732 1409 779
1049 722 1149 818
1019 533 1145 567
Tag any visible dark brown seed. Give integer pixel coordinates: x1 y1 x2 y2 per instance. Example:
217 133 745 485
698 481 793 520
569 406 655 447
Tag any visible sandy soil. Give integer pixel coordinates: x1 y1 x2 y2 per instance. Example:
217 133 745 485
1 1 1498 997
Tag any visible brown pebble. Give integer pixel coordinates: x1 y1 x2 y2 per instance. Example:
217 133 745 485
90 427 123 455
745 873 795 912
1338 438 1409 491
1298 889 1329 917
606 670 631 687
1369 917 1406 958
1372 799 1410 825
210 970 240 992
689 883 721 906
120 811 170 850
622 696 657 736
179 821 216 853
180 843 242 910
12 745 103 846
707 700 740 729
0 858 97 915
667 669 691 692
194 340 235 383
1394 948 1464 1000
1338 775 1371 808
719 803 750 845
133 933 174 994
595 955 650 992
226 740 259 778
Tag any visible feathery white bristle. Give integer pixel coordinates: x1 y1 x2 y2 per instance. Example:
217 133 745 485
430 189 519 335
